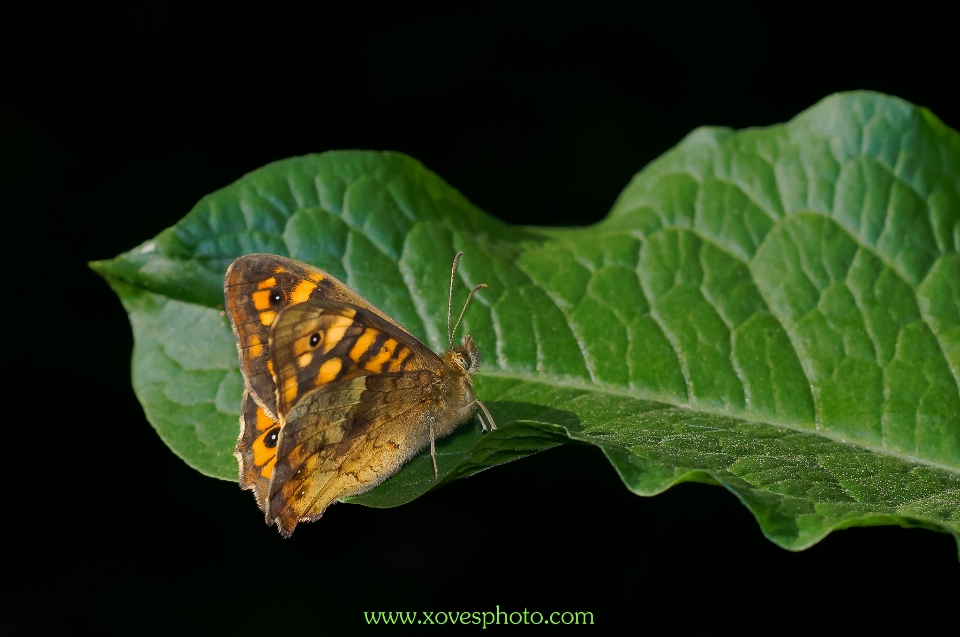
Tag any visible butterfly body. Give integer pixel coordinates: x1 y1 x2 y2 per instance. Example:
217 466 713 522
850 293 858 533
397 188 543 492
224 253 490 537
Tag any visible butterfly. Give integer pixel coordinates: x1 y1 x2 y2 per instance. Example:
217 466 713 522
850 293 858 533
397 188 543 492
224 252 495 537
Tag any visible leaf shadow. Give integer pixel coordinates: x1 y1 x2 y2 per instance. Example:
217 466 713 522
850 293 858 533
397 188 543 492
346 401 583 508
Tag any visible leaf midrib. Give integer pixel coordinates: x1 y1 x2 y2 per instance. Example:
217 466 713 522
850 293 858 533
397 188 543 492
477 368 960 475
531 214 959 458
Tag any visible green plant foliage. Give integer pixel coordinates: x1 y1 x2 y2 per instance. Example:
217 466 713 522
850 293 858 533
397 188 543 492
91 91 959 551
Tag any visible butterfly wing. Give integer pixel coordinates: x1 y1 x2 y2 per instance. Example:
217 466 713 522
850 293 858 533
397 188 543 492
269 373 439 537
265 299 452 537
225 254 406 502
224 254 404 419
233 392 281 510
267 299 440 418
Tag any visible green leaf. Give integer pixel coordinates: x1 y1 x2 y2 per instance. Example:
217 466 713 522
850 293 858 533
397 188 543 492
91 91 960 552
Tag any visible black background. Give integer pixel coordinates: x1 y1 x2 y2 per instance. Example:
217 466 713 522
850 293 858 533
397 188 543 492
5 3 958 630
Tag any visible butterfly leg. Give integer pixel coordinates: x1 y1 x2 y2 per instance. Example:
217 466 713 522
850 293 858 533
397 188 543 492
476 400 497 431
429 416 439 482
474 407 487 431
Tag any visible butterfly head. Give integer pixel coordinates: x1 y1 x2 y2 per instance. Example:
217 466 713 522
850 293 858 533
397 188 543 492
450 334 481 376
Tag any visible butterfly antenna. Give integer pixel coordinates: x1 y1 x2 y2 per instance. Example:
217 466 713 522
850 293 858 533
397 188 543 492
452 283 487 344
447 252 464 349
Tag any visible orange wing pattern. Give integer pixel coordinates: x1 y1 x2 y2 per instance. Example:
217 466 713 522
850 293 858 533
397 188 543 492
267 300 439 418
234 392 281 510
224 254 402 419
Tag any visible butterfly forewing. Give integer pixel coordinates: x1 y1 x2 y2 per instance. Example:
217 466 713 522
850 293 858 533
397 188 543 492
267 300 441 418
234 392 281 510
224 254 403 419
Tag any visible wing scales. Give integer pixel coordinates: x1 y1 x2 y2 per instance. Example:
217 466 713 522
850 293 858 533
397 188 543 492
268 373 434 537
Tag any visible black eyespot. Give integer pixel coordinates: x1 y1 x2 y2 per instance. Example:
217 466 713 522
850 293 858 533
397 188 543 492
269 289 283 305
309 332 322 347
461 353 472 369
264 427 280 449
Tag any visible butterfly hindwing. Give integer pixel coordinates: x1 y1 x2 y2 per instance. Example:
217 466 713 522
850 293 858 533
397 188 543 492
268 373 436 537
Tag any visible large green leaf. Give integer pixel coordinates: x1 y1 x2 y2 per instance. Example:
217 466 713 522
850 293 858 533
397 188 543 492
91 91 960 551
